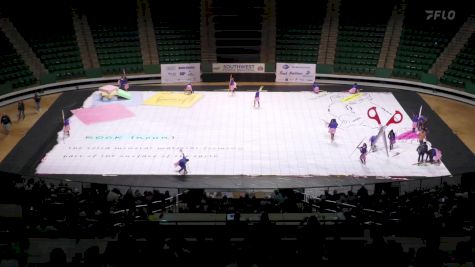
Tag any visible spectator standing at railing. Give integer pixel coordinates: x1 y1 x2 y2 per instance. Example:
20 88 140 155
34 92 41 113
17 100 25 121
1 113 12 134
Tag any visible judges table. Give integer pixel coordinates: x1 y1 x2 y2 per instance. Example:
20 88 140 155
148 212 345 225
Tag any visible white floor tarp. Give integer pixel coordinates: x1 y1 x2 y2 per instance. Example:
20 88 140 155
36 91 451 177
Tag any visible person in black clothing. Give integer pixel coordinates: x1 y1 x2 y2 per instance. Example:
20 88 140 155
388 129 396 150
417 142 428 163
1 113 12 134
17 100 25 120
34 92 41 112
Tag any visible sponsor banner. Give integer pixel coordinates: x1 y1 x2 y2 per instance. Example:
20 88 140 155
161 63 201 83
212 63 265 73
275 63 316 83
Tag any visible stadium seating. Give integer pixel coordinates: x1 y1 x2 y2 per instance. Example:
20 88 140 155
212 0 264 62
150 1 201 64
441 32 475 89
29 35 85 80
334 0 395 74
275 0 326 63
392 1 464 80
0 0 472 93
0 31 36 91
84 1 143 74
6 0 85 81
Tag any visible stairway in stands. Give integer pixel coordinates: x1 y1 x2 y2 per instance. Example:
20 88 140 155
212 0 264 63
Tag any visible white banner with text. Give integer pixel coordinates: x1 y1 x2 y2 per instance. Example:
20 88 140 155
161 63 201 83
212 63 265 73
275 63 316 83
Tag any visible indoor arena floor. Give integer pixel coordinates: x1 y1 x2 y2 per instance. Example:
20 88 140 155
1 83 474 189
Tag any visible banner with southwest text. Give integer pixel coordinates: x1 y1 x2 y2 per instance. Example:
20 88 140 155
212 63 265 73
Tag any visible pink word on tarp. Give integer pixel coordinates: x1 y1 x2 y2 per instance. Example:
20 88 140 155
72 104 135 125
396 130 418 140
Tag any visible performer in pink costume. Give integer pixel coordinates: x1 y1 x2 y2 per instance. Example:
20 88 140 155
434 149 442 163
63 118 70 137
348 83 359 94
358 143 368 165
229 75 237 96
426 147 442 164
312 81 320 94
185 83 193 94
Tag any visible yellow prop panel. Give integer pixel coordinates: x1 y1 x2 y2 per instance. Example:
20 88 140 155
341 92 363 102
144 92 203 107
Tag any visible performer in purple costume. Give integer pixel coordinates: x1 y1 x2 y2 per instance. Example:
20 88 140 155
328 119 338 142
358 143 368 165
63 118 70 137
254 88 260 108
229 75 237 96
411 114 418 133
175 150 189 175
388 129 396 150
118 75 129 91
370 135 378 152
312 81 320 94
417 115 427 131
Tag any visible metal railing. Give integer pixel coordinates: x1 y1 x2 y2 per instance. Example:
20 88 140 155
20 173 461 202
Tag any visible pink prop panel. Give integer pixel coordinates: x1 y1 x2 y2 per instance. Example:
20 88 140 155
396 130 418 140
72 104 134 125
